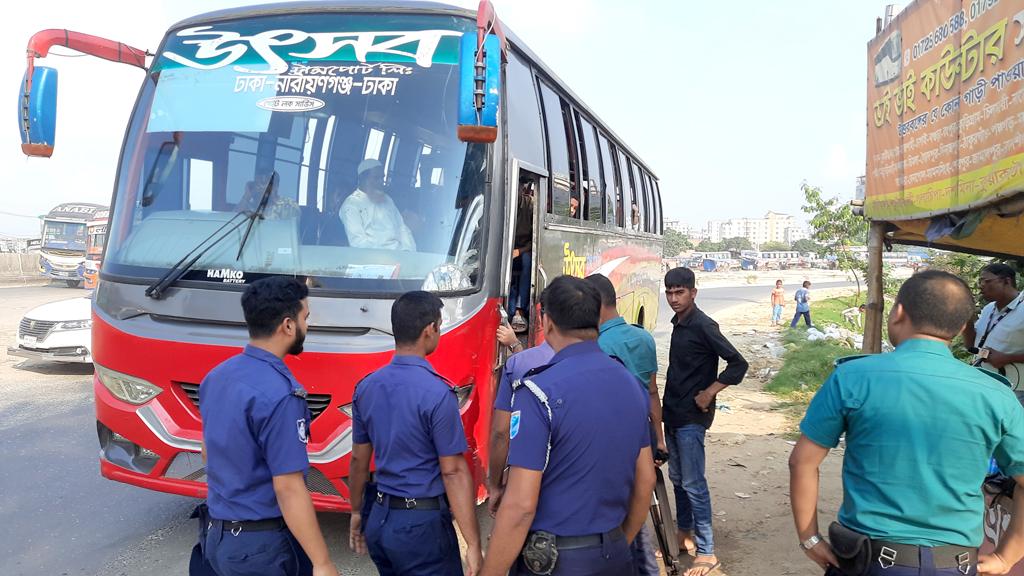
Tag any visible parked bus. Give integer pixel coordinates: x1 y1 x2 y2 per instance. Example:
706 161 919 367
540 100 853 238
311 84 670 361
82 209 109 289
38 203 107 287
19 1 663 510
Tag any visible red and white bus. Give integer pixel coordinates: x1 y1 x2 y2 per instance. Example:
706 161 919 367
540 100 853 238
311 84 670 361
20 1 663 511
82 208 109 289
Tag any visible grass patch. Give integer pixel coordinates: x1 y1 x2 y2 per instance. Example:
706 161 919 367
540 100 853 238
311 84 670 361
768 294 871 398
766 337 853 396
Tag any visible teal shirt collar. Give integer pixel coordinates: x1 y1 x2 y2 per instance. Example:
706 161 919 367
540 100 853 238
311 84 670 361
894 338 952 356
599 317 628 334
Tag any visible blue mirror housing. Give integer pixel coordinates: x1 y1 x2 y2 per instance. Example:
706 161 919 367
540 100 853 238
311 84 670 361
458 33 500 143
18 66 58 157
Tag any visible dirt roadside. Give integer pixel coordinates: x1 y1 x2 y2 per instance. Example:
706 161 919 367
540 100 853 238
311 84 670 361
654 288 857 576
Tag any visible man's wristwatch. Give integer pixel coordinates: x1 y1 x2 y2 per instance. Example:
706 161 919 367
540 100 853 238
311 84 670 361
800 534 822 550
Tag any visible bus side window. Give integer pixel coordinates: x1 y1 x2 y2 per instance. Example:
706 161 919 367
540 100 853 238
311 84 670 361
538 81 572 217
576 114 603 223
618 152 636 231
653 179 663 234
559 100 581 219
506 51 546 172
598 134 618 227
630 161 647 233
643 172 657 233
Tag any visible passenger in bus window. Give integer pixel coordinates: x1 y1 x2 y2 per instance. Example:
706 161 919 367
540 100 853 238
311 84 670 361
340 159 416 251
631 203 641 230
569 195 580 218
316 182 349 246
239 174 299 220
509 179 535 333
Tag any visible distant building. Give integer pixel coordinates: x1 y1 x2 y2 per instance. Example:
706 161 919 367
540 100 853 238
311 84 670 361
705 212 808 247
855 175 866 201
664 219 705 241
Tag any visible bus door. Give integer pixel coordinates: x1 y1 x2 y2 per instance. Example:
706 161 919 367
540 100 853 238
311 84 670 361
506 160 546 346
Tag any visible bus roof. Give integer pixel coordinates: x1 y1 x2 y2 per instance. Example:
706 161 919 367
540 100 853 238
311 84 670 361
44 203 108 221
168 1 659 179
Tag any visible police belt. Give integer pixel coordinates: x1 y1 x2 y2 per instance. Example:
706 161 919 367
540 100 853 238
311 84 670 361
530 527 624 551
870 540 976 570
218 517 285 533
376 491 447 510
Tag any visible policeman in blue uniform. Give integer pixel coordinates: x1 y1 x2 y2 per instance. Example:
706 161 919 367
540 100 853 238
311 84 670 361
199 276 338 576
480 275 657 576
347 290 482 576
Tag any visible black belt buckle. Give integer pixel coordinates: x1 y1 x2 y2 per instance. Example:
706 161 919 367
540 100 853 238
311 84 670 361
522 530 558 575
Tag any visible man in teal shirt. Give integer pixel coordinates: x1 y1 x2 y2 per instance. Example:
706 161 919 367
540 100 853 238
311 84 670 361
586 273 665 576
789 270 1024 575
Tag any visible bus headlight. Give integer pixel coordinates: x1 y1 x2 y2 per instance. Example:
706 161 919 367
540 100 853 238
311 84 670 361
57 319 92 330
96 364 162 405
422 264 472 292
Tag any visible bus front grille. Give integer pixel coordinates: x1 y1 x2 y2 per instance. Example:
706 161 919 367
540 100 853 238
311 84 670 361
178 383 332 422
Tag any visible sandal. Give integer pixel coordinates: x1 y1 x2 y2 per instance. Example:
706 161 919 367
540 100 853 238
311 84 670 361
686 559 720 576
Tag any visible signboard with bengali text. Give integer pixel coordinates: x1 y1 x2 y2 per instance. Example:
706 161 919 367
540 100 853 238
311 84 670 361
866 0 1024 220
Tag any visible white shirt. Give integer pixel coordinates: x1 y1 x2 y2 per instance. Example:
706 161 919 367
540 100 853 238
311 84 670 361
973 292 1024 375
339 189 416 251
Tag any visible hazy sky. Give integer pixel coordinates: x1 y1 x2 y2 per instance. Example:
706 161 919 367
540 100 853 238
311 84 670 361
2 0 893 237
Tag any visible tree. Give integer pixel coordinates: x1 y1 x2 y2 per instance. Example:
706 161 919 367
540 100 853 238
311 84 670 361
663 228 693 257
792 238 823 253
801 183 869 301
760 241 792 252
697 239 723 252
721 237 753 251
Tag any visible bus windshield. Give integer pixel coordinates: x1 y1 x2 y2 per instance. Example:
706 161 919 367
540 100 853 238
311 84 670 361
42 221 87 251
104 12 487 294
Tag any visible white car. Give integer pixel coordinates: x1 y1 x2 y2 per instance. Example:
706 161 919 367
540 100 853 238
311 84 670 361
8 293 93 363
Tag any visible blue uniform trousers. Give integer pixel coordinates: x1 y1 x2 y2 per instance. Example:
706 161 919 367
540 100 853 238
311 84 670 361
510 531 636 576
205 520 312 576
365 497 463 576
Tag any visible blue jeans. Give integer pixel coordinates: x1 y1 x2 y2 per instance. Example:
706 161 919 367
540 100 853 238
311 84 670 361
771 304 783 324
791 310 812 327
631 524 659 576
666 424 714 556
864 547 976 575
508 251 532 316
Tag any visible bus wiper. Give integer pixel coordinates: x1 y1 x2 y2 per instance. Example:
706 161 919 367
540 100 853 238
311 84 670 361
144 173 277 300
236 172 277 260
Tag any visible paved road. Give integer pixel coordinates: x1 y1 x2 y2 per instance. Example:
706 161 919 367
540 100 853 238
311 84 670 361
0 281 852 575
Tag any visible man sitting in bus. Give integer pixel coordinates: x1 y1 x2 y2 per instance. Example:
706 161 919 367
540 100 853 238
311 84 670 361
340 159 417 251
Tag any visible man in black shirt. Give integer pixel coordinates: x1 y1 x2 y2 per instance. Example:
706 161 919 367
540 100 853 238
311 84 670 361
662 267 748 576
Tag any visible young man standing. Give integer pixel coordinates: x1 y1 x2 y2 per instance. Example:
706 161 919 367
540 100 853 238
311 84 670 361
663 267 748 576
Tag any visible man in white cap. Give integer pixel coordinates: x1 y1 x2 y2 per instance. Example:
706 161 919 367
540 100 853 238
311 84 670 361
340 159 417 251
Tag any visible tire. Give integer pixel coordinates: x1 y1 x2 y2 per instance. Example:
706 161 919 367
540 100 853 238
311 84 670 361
66 279 82 288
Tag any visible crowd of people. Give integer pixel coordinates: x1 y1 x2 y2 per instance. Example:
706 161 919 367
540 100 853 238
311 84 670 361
188 260 1024 576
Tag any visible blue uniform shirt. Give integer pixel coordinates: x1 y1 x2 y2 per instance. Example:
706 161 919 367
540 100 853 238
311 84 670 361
495 341 555 412
508 340 650 536
199 345 311 521
598 317 657 391
801 338 1024 546
352 355 468 498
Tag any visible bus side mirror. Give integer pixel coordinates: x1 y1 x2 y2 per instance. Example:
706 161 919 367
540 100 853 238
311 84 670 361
18 66 58 157
457 33 500 144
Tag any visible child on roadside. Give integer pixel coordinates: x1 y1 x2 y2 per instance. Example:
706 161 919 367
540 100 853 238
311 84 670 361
770 279 785 326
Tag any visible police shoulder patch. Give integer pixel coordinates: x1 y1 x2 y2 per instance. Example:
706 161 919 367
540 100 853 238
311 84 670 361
510 410 521 439
833 354 870 367
296 418 308 444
